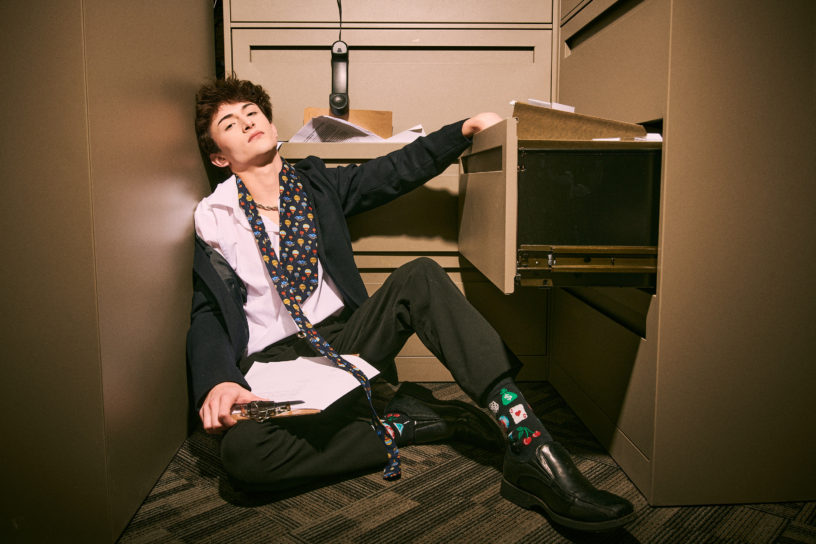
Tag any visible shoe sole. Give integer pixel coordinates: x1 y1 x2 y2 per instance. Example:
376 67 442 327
500 477 637 532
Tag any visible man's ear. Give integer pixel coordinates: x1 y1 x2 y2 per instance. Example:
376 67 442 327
210 153 229 168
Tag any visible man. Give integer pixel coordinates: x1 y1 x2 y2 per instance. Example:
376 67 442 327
187 77 636 531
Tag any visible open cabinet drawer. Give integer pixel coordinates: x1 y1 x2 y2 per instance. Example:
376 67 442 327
458 117 661 293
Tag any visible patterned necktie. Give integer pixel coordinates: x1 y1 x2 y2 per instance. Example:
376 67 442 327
235 163 401 480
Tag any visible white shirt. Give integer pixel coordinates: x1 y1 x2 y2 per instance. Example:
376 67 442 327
194 175 345 355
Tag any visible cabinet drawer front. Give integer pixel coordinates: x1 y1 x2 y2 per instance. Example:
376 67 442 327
230 0 552 24
230 28 551 140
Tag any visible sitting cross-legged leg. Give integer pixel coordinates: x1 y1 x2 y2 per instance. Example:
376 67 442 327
220 387 388 492
332 257 636 531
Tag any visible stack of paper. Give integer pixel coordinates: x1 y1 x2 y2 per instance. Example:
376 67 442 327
289 115 425 144
244 355 380 411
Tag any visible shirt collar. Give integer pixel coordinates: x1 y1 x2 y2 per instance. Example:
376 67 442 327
209 174 240 211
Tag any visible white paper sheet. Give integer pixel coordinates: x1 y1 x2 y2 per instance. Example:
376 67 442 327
592 133 663 142
244 355 380 411
510 98 576 113
388 124 425 143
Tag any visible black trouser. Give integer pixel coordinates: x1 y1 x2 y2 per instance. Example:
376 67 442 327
221 257 518 491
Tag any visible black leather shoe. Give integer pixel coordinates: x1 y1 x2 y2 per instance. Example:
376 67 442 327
501 442 636 531
384 383 505 451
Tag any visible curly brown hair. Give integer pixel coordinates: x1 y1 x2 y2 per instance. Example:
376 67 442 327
195 77 273 156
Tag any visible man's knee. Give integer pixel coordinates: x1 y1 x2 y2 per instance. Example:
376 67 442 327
396 257 449 283
384 257 466 312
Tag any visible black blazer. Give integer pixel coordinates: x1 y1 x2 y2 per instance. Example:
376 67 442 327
186 120 471 408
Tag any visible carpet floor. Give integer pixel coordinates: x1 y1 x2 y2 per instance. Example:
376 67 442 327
118 382 815 544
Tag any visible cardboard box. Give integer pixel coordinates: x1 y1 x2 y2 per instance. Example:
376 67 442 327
513 101 647 141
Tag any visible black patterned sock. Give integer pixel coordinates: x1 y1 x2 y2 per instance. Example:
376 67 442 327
486 378 553 458
381 412 416 447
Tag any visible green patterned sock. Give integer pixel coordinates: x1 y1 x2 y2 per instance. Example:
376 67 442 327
486 378 553 458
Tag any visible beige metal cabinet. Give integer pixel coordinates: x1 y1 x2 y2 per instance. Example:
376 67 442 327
223 0 556 141
559 0 670 124
550 0 816 505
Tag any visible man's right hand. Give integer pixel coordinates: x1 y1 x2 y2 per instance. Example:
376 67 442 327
199 382 265 434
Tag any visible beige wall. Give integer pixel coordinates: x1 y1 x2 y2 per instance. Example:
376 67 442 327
0 1 213 541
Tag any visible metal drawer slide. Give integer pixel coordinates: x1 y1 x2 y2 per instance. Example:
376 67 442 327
517 245 657 288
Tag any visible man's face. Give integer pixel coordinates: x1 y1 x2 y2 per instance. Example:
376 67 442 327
208 102 278 171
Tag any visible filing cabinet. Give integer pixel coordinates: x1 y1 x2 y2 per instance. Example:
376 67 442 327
551 0 816 505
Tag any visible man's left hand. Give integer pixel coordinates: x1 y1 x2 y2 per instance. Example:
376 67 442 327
462 112 503 138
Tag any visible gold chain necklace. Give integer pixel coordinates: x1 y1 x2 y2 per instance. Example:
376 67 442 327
255 202 278 211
